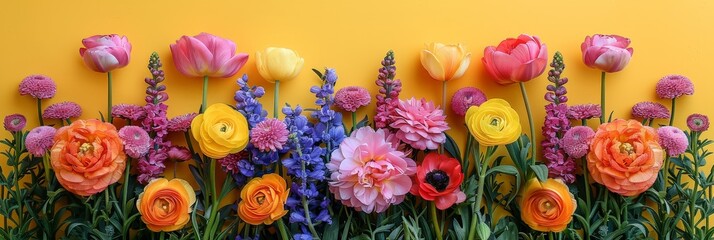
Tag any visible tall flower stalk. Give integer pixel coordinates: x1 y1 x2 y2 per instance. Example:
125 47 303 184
541 52 574 183
375 50 402 130
138 52 171 184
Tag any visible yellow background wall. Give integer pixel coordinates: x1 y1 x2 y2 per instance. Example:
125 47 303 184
1 1 712 169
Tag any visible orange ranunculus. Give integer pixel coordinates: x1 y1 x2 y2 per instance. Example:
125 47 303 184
238 173 289 225
520 178 576 232
137 178 196 232
50 119 126 196
587 119 664 196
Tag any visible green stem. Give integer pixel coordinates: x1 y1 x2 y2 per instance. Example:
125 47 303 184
108 71 113 123
184 131 196 154
468 145 493 240
690 132 700 232
43 154 51 188
159 231 165 240
203 158 218 240
549 232 555 240
274 80 280 119
122 158 131 240
13 131 23 226
519 82 536 161
105 188 111 215
581 157 591 239
600 71 606 124
201 76 208 113
300 151 320 239
581 119 587 127
37 99 44 126
1 185 5 229
440 81 447 154
351 111 357 132
463 134 472 177
431 202 443 240
663 151 669 191
277 218 289 240
669 98 676 126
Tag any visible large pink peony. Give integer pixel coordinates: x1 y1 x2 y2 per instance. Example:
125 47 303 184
390 98 450 150
327 127 416 213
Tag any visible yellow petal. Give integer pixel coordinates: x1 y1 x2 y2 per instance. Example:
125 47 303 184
420 49 445 81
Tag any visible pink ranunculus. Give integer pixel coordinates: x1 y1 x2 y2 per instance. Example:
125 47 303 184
581 34 634 73
170 33 249 78
482 34 548 85
79 34 132 73
327 127 416 213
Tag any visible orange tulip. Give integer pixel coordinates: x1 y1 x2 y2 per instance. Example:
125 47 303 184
587 119 664 196
237 173 289 225
136 178 196 232
50 119 126 196
520 178 576 232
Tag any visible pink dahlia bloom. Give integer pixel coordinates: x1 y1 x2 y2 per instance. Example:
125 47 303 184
335 86 371 112
250 118 289 152
19 74 56 99
657 126 688 156
655 75 694 99
26 126 57 157
327 127 416 213
687 114 709 132
118 126 151 158
167 113 198 132
567 104 601 120
4 114 26 132
561 126 596 158
451 87 487 116
43 101 82 120
112 104 146 122
390 98 450 150
631 101 670 119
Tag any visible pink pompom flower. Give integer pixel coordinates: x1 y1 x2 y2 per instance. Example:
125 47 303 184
167 113 198 132
118 126 151 159
655 75 694 99
112 104 146 122
327 127 416 213
451 87 487 116
250 118 289 152
390 98 450 150
657 126 688 156
335 86 371 112
567 104 601 120
25 126 57 157
631 101 670 120
3 114 26 132
687 114 709 132
561 126 595 158
43 101 82 120
19 74 56 99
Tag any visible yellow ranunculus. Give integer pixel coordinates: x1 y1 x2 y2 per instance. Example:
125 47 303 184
191 103 249 159
238 173 290 225
519 178 576 232
465 98 521 146
420 42 471 81
256 47 304 83
137 178 197 232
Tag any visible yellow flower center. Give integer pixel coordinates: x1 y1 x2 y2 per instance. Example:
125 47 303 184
620 142 634 154
79 142 93 154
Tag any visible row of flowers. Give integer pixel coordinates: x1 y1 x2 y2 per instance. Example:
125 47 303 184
1 31 711 240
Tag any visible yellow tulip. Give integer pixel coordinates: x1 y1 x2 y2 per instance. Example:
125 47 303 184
191 103 249 159
420 43 471 81
256 47 305 83
465 98 521 146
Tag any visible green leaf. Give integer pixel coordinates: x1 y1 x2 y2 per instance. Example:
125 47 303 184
444 133 462 161
530 164 548 182
355 115 370 129
476 222 491 240
486 165 521 204
312 68 324 79
350 234 371 240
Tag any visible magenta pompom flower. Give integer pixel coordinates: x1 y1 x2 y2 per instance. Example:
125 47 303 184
4 114 26 132
250 118 289 152
167 113 198 132
561 126 595 158
327 127 416 213
118 126 151 159
218 152 246 174
567 104 601 120
112 104 146 122
19 74 56 99
451 87 487 116
335 86 371 112
43 101 82 120
656 74 694 99
687 114 709 132
25 126 57 157
390 98 450 150
631 101 670 119
657 126 688 156
167 146 192 162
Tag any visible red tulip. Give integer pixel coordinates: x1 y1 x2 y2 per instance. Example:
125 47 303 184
410 152 466 210
581 34 633 73
482 34 548 85
170 33 249 78
79 34 132 73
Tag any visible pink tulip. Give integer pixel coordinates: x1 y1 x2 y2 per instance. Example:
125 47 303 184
79 34 132 73
482 34 548 85
581 34 633 73
170 33 249 78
